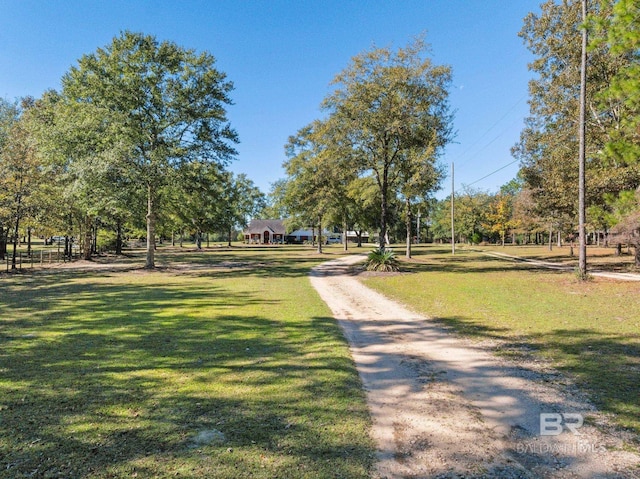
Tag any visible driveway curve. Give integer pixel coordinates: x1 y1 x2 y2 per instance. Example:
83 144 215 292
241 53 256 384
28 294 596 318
310 254 639 478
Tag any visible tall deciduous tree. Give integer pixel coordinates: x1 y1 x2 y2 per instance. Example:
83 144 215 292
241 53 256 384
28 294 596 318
515 0 638 238
217 172 266 246
168 161 223 249
283 123 336 254
0 99 19 260
454 187 492 244
0 99 43 269
346 176 380 247
484 193 518 246
61 31 238 268
322 37 453 250
397 147 444 257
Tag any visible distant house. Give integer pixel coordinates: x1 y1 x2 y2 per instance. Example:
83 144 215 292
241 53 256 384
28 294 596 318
243 219 286 244
286 229 315 244
286 228 340 244
346 231 370 243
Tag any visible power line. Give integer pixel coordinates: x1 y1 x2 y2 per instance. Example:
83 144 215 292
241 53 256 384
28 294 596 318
464 158 520 188
453 94 527 169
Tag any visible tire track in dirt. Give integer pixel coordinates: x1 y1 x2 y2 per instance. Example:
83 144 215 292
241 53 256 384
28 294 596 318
310 254 640 478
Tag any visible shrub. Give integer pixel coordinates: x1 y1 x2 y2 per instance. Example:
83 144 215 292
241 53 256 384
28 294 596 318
365 248 400 272
97 230 126 252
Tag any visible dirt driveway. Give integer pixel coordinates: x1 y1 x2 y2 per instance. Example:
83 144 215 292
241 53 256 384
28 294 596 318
310 255 640 478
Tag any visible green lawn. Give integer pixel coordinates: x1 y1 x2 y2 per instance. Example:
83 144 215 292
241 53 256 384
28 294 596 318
0 245 374 478
363 244 640 440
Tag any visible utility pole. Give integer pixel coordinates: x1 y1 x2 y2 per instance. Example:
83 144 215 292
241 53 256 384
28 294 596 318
578 0 588 277
417 208 421 244
451 162 455 255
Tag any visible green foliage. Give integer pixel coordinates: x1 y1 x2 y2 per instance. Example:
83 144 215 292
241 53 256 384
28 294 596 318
365 247 400 272
470 232 483 245
59 31 239 267
0 98 48 266
595 0 640 166
96 228 127 251
321 37 453 247
514 0 639 230
454 187 491 242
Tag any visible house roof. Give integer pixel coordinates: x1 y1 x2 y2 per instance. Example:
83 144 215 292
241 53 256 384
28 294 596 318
288 228 332 237
244 219 286 235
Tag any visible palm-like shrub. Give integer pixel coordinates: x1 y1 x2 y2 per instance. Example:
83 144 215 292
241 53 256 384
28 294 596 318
365 248 400 272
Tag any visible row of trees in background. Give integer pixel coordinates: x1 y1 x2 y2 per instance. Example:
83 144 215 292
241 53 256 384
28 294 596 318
273 1 639 266
3 2 638 269
512 0 640 264
0 32 266 269
428 178 638 251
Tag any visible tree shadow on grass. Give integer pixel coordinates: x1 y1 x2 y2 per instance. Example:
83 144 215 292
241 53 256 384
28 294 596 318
428 315 640 440
530 328 640 436
335 308 640 475
399 248 571 276
0 272 373 477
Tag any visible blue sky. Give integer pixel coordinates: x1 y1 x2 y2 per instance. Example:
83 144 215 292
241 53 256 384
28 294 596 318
1 0 539 199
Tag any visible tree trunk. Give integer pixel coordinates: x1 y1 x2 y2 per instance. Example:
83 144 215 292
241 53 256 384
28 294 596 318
11 214 20 270
228 227 232 247
145 184 156 268
196 231 202 249
116 221 123 255
357 231 363 247
577 0 588 278
92 224 98 254
635 244 640 267
405 198 412 259
11 181 24 269
0 225 6 261
557 230 562 248
27 227 32 257
317 216 323 254
83 215 93 260
548 225 553 251
343 217 348 252
379 165 389 251
65 213 73 259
